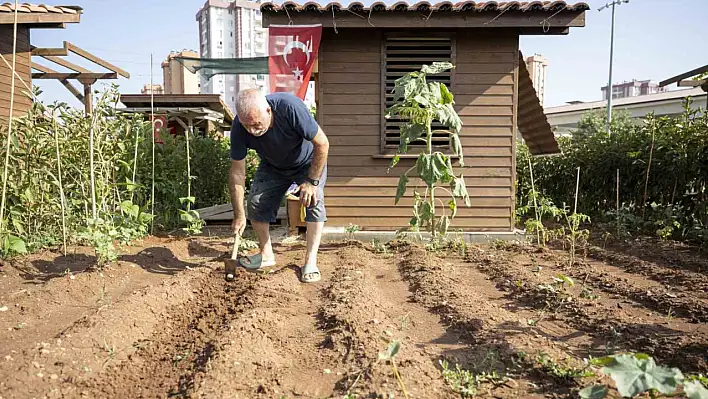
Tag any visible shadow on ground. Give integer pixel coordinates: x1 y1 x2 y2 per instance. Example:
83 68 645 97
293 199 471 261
121 247 201 275
16 253 98 283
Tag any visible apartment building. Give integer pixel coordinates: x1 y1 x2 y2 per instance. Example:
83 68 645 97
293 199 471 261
162 50 201 94
196 0 268 113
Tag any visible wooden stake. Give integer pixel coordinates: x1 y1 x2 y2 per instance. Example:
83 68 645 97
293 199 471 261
0 0 19 236
574 166 580 214
527 156 541 245
53 116 68 256
642 121 656 218
616 168 620 236
150 53 156 234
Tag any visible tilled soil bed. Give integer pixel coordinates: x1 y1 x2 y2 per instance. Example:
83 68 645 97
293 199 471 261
0 234 706 398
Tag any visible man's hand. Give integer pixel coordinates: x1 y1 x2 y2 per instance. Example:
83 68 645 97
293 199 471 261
232 216 247 236
298 181 318 208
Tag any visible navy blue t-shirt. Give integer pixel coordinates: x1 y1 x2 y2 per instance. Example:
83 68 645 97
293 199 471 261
230 92 319 171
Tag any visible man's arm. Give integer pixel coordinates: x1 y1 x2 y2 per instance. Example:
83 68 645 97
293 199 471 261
228 159 247 230
308 126 329 181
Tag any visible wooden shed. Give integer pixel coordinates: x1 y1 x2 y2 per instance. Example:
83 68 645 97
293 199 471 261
261 0 588 233
0 3 82 121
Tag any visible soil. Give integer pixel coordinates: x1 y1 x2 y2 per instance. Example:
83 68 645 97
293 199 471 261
0 233 706 398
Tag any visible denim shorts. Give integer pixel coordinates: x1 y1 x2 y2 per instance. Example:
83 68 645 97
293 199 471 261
247 162 327 224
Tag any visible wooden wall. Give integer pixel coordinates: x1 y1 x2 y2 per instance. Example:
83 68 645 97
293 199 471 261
0 25 32 121
318 28 518 232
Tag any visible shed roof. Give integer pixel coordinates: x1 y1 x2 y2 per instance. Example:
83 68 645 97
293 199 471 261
119 94 235 124
261 1 588 31
262 1 589 13
0 3 82 26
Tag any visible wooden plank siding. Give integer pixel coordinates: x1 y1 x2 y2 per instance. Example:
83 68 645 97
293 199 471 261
0 26 32 122
319 28 519 232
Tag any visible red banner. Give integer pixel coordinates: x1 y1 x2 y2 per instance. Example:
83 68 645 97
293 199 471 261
268 24 321 100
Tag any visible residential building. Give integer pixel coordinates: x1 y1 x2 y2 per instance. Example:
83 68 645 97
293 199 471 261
601 79 667 100
141 84 164 95
546 87 706 136
525 54 549 106
196 0 268 113
162 50 200 94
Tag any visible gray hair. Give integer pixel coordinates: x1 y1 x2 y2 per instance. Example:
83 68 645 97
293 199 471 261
236 88 269 117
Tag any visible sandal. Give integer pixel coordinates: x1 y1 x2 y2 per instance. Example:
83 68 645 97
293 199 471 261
238 253 276 272
300 263 321 283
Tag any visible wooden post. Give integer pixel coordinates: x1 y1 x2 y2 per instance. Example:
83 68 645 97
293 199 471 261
82 80 93 114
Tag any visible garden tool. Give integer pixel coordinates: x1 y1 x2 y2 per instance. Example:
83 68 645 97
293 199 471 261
224 233 241 281
286 183 306 222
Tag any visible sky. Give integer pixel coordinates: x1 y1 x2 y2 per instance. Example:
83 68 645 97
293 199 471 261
29 0 708 109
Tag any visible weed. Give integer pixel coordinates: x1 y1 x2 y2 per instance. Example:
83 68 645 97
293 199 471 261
371 238 389 255
13 323 25 330
440 359 508 397
102 339 116 359
536 352 594 381
400 312 411 330
344 224 360 242
580 287 600 300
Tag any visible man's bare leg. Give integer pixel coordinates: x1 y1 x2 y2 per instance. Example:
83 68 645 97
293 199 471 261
303 221 324 279
251 220 275 264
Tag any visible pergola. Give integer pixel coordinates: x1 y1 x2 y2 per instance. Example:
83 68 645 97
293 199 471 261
31 40 130 113
659 64 708 109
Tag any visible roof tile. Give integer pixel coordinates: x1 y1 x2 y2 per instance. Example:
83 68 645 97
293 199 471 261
0 3 82 14
261 0 589 13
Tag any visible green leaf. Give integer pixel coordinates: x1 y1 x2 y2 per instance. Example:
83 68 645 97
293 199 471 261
450 133 464 166
436 103 462 133
420 201 434 226
600 354 683 397
420 62 454 75
12 219 25 235
390 154 400 169
448 199 457 219
6 235 27 254
398 124 426 154
439 83 454 104
179 196 196 205
427 82 442 104
416 154 439 187
685 380 708 399
393 73 421 103
395 175 409 205
578 385 608 399
378 340 401 361
451 176 471 207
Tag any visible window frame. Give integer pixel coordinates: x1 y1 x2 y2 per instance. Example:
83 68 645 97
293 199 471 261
379 31 457 156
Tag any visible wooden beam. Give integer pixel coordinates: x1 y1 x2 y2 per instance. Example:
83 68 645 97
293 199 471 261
262 10 585 29
31 43 69 56
31 62 58 74
66 42 131 78
32 72 118 80
41 55 91 73
660 64 708 87
60 79 84 102
678 79 706 88
0 13 80 25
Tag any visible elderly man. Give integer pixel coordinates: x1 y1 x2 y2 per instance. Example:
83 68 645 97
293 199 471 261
228 88 329 283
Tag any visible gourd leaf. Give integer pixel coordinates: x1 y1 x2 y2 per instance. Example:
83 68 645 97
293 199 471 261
395 175 409 205
578 385 608 399
685 380 708 399
4 235 27 255
600 354 683 397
